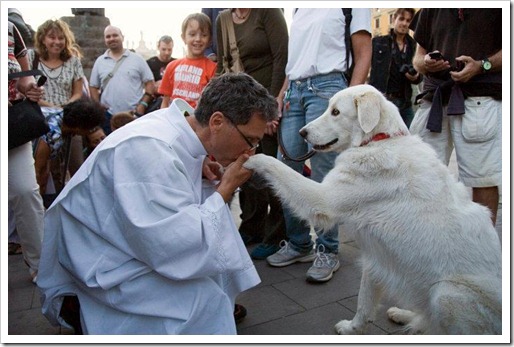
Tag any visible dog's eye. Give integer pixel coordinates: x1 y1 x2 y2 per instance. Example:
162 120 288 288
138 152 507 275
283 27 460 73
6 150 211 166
331 108 340 116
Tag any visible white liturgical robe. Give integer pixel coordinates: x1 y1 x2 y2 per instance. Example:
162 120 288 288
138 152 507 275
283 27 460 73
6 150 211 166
37 99 261 334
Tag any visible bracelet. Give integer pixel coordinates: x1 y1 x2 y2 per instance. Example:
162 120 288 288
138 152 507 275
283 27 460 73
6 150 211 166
139 101 149 108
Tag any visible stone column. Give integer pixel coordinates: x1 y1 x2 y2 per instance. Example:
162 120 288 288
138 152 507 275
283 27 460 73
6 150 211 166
61 9 110 80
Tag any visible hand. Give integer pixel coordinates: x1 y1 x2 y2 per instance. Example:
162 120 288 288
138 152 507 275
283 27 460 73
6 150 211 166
264 119 279 136
404 72 419 82
202 156 224 181
449 56 481 83
424 51 451 74
135 103 146 115
23 81 44 102
216 154 252 202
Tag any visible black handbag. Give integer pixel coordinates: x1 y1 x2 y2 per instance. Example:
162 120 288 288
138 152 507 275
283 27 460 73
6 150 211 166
8 70 49 150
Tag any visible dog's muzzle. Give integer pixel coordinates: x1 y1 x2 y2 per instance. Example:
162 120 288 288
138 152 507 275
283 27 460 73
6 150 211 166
299 128 338 150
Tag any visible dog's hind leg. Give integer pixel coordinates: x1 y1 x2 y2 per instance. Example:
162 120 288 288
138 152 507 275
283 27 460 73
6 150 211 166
429 279 502 334
335 269 381 334
387 307 427 334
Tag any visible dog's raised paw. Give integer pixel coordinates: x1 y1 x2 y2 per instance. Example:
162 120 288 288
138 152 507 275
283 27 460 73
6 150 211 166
243 153 268 171
334 320 361 335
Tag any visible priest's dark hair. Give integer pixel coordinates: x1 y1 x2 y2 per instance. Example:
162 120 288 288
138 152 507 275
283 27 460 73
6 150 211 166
195 72 278 126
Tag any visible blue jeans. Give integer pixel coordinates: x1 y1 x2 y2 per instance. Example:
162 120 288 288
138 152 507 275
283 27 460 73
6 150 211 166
278 72 348 254
389 97 414 128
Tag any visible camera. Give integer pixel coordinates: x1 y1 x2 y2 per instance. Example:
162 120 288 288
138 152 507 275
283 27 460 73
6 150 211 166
399 64 417 75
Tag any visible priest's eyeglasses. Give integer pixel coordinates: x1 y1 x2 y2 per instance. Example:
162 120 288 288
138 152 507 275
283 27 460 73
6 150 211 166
223 114 260 151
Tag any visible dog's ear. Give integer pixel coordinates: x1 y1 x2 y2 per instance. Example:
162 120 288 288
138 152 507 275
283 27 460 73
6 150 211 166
355 92 381 133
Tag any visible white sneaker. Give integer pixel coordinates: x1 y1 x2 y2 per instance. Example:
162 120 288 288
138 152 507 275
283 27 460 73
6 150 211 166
266 240 315 267
306 245 340 282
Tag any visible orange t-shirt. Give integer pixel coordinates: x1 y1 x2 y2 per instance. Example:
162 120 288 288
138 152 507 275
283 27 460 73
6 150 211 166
158 57 217 108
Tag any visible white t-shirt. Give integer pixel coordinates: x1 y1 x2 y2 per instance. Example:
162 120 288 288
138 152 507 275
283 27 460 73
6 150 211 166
286 8 371 80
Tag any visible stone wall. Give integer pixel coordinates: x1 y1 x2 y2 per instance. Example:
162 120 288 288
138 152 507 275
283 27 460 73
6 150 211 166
61 10 110 80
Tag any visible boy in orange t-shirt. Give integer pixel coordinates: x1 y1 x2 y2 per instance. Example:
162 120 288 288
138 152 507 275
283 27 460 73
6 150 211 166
159 13 217 109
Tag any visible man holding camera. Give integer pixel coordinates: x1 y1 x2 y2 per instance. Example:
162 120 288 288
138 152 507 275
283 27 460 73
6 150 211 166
369 8 421 128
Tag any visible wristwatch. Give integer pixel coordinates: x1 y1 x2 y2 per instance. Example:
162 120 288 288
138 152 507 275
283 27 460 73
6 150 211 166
481 58 492 73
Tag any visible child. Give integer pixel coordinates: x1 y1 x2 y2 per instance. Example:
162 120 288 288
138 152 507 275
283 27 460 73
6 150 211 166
110 111 136 131
159 13 217 109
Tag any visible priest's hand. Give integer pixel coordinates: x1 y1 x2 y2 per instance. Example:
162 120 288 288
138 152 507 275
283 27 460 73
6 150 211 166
216 154 252 203
202 156 224 181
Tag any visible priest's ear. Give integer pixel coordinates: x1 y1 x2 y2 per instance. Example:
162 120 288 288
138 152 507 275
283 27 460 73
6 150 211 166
209 111 226 133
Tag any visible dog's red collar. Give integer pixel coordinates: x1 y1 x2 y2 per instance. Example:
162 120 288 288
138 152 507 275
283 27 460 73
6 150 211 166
360 132 406 146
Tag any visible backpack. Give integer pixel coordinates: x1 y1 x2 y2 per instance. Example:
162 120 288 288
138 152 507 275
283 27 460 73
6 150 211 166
293 8 353 80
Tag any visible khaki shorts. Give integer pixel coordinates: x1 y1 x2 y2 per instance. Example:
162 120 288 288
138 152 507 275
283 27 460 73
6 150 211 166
410 97 502 187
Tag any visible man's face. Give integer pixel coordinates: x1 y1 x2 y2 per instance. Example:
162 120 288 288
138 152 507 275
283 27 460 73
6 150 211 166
104 27 124 51
211 113 267 167
393 11 413 36
158 41 173 61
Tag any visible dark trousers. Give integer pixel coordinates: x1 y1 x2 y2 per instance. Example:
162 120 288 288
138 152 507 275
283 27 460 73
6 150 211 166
239 134 286 246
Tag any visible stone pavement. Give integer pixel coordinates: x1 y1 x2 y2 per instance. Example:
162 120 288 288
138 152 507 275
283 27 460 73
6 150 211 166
6 153 504 340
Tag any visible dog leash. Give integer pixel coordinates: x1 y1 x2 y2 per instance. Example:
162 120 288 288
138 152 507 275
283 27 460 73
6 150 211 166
277 102 316 163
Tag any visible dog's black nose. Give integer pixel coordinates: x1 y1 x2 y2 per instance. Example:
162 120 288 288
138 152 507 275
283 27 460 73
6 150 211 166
299 129 308 138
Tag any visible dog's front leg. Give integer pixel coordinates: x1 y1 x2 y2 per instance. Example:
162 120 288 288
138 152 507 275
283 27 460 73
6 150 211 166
335 269 380 334
244 154 329 225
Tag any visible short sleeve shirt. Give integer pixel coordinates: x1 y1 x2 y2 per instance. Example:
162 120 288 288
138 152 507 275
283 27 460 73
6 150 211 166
158 57 217 108
28 50 85 106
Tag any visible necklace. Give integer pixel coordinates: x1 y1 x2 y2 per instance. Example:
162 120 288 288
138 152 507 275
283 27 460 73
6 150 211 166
233 9 251 20
40 61 64 80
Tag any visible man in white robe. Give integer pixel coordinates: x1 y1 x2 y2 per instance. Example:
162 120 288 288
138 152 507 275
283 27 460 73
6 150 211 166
37 73 278 334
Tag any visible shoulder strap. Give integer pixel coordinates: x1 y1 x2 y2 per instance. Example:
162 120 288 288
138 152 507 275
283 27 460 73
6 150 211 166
32 50 40 71
219 9 231 72
101 53 127 91
342 8 353 74
8 69 43 80
219 10 241 68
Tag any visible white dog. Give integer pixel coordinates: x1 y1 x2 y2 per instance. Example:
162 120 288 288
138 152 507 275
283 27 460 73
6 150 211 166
244 85 502 334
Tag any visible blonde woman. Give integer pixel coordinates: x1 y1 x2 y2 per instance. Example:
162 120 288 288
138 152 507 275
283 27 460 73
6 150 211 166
29 19 86 192
30 19 85 108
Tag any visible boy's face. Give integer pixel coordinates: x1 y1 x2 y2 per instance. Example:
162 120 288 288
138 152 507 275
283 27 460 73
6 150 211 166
181 20 210 58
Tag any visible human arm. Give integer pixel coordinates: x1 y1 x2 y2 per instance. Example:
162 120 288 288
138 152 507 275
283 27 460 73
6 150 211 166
450 49 502 84
349 30 372 86
160 95 170 109
135 80 155 115
65 77 84 105
215 154 252 203
15 52 43 102
412 44 451 77
89 86 101 103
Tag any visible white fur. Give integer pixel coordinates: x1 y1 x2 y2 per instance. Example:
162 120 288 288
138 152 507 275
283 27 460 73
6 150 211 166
244 85 502 335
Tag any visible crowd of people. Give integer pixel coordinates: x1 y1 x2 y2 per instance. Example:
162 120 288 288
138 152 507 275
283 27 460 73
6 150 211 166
7 7 502 335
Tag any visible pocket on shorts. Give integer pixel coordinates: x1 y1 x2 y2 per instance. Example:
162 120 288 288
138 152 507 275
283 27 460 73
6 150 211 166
461 98 499 143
